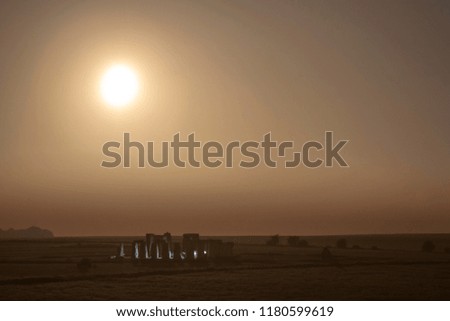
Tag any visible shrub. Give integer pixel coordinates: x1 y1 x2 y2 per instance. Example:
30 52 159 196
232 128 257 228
321 247 333 261
371 246 379 250
266 234 280 246
352 245 361 249
422 240 435 253
77 258 92 272
444 247 450 254
336 238 347 249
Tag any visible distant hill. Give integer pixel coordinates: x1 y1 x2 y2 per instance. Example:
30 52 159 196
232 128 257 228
0 226 54 239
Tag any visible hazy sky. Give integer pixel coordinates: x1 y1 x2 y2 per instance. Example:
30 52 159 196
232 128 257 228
0 0 449 236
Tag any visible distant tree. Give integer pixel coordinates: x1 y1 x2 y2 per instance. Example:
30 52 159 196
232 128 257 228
266 234 280 246
371 245 379 251
287 236 299 246
287 236 309 247
352 245 361 249
422 240 436 253
298 239 309 247
444 247 450 254
336 238 347 249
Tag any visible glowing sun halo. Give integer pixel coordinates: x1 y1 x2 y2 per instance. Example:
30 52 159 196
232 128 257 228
101 65 139 108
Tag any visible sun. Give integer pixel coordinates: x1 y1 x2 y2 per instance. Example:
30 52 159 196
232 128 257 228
100 65 139 108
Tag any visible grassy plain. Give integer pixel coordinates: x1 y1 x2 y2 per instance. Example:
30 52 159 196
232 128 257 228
0 234 449 300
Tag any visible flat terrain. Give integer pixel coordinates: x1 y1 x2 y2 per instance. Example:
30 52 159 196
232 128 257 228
0 234 449 300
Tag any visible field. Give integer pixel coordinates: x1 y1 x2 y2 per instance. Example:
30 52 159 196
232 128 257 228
0 234 450 300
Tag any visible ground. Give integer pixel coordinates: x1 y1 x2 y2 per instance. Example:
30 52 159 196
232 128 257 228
0 235 449 300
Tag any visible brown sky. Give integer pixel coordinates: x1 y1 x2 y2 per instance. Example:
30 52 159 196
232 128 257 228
0 0 449 236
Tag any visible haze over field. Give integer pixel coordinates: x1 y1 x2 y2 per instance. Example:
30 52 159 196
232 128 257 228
0 0 449 236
